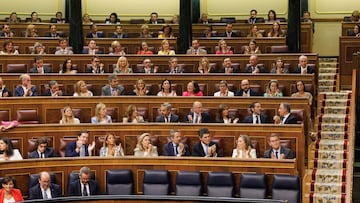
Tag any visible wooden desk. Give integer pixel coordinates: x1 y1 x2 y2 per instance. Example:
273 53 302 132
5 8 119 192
339 37 360 88
341 22 358 36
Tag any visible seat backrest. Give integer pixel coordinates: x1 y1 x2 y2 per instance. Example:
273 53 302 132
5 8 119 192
220 17 236 23
176 171 202 196
0 110 10 121
68 171 95 186
290 109 304 124
6 64 27 73
16 109 39 124
206 172 233 197
130 19 145 24
106 169 133 195
239 173 267 199
106 108 118 123
272 174 300 203
28 173 57 190
271 45 289 53
143 170 169 195
58 137 77 157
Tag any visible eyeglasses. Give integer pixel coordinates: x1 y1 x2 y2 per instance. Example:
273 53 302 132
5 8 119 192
94 60 100 63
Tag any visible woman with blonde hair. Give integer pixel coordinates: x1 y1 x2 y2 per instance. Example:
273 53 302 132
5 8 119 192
133 79 149 96
91 103 112 124
264 80 283 97
60 106 80 124
157 39 175 55
109 40 125 55
73 80 93 96
232 135 256 159
198 57 212 74
215 39 233 55
123 104 144 123
24 24 38 37
134 133 158 157
31 42 46 54
113 56 133 73
100 133 124 157
139 24 152 38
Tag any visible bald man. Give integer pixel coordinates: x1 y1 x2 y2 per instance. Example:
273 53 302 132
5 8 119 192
184 101 211 123
29 171 61 199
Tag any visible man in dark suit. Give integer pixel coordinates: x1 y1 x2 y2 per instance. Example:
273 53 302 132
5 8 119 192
222 23 238 37
0 77 12 97
68 166 101 196
82 40 103 55
165 57 184 74
248 9 258 24
186 39 207 55
29 56 52 74
218 57 240 73
65 130 95 157
264 134 294 159
294 55 315 74
192 128 221 157
163 129 190 156
243 102 269 124
112 25 128 38
148 12 164 24
43 80 63 96
156 103 179 123
273 102 298 124
86 56 105 74
29 171 61 199
184 101 211 123
86 24 104 38
244 55 265 74
29 137 57 159
101 74 124 96
235 79 259 96
14 74 38 97
141 58 158 74
44 24 62 38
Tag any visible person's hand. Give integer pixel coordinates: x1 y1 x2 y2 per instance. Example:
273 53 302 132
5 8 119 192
187 115 193 123
273 115 281 124
88 141 96 152
271 153 276 159
154 66 159 73
76 140 83 148
198 114 202 123
25 87 32 96
179 143 184 155
147 144 153 153
209 145 217 156
280 153 285 159
233 118 239 123
3 92 8 97
252 67 259 74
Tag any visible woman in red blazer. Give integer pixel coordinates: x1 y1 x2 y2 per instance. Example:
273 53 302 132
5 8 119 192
0 176 23 203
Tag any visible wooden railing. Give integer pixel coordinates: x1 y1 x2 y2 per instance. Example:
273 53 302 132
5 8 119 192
339 37 360 89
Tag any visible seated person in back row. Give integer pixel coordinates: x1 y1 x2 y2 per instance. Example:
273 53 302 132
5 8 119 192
273 102 298 124
14 74 38 97
101 74 124 96
86 56 105 74
28 171 62 200
243 102 269 124
192 128 221 157
86 24 104 38
244 55 265 74
0 77 12 97
163 129 190 156
155 102 179 123
43 80 63 96
294 55 315 74
186 40 207 55
83 40 102 55
184 101 211 123
264 133 293 159
218 57 240 73
235 79 259 96
30 56 51 74
68 166 101 196
65 130 95 157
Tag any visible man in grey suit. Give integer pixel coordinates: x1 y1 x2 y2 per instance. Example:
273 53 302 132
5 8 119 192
155 102 179 123
101 74 124 96
186 39 207 55
264 134 293 159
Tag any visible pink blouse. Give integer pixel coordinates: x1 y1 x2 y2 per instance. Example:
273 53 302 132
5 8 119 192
216 50 233 55
182 91 203 96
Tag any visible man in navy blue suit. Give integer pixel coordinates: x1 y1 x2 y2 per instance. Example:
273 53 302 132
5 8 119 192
29 171 62 199
42 80 63 96
29 137 58 159
65 130 95 157
86 24 104 38
235 79 259 97
156 103 179 123
14 74 38 97
294 55 315 74
184 101 211 123
243 102 269 124
273 102 298 124
264 134 294 159
192 128 221 157
68 166 101 196
163 129 190 156
0 77 12 97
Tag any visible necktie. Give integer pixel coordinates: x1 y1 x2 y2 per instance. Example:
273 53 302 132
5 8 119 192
175 145 179 155
43 190 48 199
275 151 279 159
255 116 259 124
83 185 88 196
194 114 198 123
80 145 85 157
